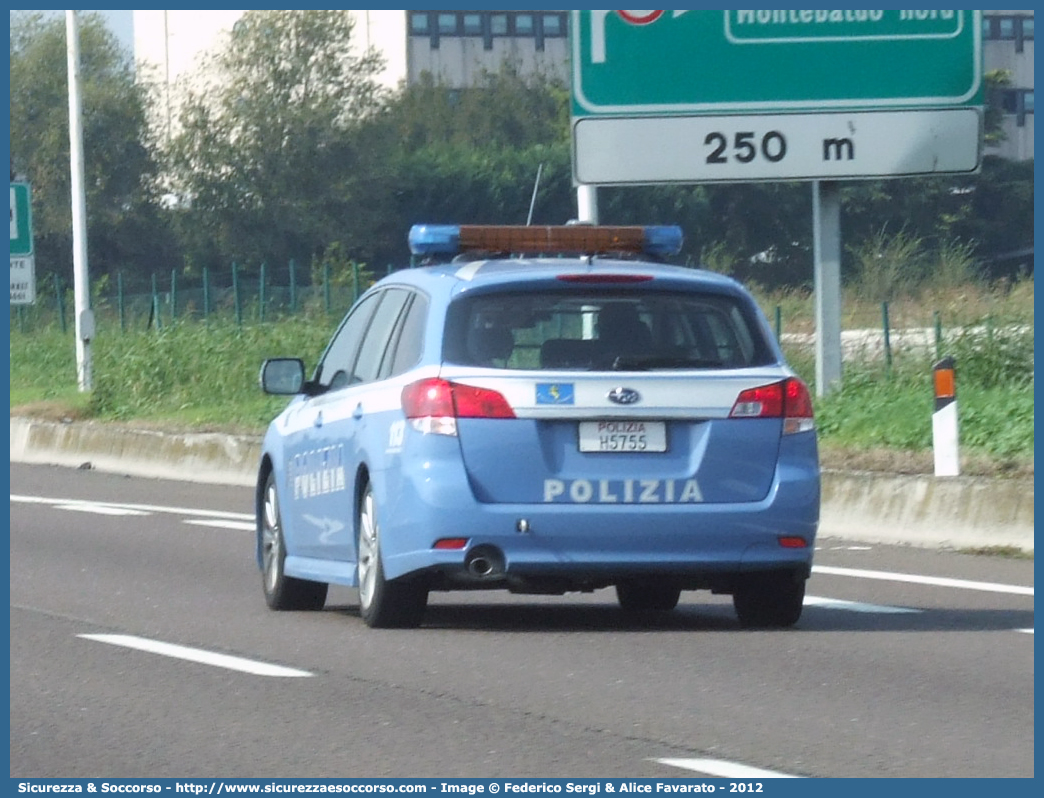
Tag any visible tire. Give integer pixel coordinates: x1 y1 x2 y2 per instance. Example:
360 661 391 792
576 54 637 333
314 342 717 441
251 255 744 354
357 484 427 629
616 580 681 612
259 472 328 611
732 571 806 629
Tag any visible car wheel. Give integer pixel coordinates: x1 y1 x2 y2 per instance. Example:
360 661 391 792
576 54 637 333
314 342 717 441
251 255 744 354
260 472 328 611
357 484 427 629
615 580 681 612
732 571 806 629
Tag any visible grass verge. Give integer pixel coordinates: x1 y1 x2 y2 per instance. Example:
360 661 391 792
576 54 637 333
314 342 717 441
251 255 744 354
10 292 1034 478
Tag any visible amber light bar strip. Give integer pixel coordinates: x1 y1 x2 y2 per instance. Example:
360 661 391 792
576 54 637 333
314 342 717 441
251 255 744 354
456 225 647 254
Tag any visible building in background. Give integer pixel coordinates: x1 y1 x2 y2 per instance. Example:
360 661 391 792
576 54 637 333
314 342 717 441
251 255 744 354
404 10 569 85
982 10 1034 160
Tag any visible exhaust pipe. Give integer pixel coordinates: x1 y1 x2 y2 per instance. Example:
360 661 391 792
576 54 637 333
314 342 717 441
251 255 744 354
467 557 495 577
464 545 505 578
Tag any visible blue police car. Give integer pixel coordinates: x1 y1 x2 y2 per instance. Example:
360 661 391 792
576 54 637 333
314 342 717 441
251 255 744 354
256 224 820 628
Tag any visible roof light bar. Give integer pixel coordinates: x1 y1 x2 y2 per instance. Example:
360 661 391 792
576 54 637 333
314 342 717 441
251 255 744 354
408 224 683 258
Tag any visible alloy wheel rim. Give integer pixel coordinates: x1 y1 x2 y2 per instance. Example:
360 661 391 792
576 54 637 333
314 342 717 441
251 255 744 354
358 491 378 609
262 482 282 593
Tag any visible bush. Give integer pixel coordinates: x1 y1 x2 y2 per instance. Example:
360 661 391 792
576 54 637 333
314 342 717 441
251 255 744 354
84 315 336 428
942 323 1034 387
847 227 925 302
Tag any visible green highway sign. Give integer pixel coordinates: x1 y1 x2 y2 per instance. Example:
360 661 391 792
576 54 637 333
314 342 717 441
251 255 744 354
10 183 35 304
572 10 982 115
570 11 983 184
10 182 33 256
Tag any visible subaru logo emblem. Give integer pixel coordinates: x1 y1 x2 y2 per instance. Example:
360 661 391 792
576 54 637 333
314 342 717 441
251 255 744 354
607 387 640 405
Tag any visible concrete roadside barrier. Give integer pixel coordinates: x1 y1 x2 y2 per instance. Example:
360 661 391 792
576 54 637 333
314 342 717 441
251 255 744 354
10 416 259 486
9 416 1034 553
819 469 1032 552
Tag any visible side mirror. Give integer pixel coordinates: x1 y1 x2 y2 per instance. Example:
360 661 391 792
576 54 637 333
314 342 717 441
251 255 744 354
260 358 306 395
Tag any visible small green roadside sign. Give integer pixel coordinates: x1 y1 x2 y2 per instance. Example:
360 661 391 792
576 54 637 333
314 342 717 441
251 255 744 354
11 183 36 304
11 183 33 256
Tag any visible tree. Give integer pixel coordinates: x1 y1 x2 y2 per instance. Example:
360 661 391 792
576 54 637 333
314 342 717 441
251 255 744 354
164 10 389 274
983 68 1013 148
349 65 576 266
9 11 173 288
383 64 570 152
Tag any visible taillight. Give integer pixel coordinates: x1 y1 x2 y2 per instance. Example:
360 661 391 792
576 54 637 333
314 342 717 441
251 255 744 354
729 377 815 434
451 382 516 418
402 378 455 418
401 378 515 436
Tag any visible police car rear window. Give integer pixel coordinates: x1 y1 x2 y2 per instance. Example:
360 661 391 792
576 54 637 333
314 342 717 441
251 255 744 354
444 291 774 370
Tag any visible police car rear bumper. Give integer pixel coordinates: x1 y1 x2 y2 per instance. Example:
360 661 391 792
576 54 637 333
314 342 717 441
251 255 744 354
379 470 819 583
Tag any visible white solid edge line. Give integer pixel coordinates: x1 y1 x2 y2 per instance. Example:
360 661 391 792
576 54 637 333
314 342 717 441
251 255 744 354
79 634 312 677
813 565 1033 596
655 758 801 779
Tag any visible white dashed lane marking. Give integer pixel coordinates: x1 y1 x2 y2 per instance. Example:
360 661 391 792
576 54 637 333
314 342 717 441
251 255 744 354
813 565 1034 596
11 494 253 524
53 503 150 516
803 595 919 614
655 758 801 778
78 634 313 677
184 519 256 531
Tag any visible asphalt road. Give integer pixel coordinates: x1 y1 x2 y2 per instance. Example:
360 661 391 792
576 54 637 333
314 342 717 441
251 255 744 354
9 463 1034 779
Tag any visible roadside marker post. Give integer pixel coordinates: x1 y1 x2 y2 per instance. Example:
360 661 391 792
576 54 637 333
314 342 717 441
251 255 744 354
932 357 959 477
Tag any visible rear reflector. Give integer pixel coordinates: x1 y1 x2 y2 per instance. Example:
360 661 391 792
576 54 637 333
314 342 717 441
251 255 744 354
778 536 808 549
433 538 469 550
729 377 815 434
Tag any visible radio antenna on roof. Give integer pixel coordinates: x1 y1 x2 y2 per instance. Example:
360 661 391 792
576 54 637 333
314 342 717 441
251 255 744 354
526 163 544 226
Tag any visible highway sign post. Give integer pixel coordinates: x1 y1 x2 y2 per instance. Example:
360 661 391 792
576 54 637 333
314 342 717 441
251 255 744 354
10 182 36 304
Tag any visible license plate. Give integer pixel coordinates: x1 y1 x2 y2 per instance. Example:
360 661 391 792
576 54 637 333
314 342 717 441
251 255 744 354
578 420 667 453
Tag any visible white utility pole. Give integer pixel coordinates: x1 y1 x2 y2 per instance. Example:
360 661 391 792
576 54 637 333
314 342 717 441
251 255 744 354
812 180 842 396
67 10 93 391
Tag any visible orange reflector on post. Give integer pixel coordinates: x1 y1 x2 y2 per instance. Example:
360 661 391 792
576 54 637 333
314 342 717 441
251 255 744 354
932 357 956 410
934 368 955 399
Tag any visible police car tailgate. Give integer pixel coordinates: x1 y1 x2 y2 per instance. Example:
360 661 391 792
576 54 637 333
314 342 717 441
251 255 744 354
447 371 788 505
